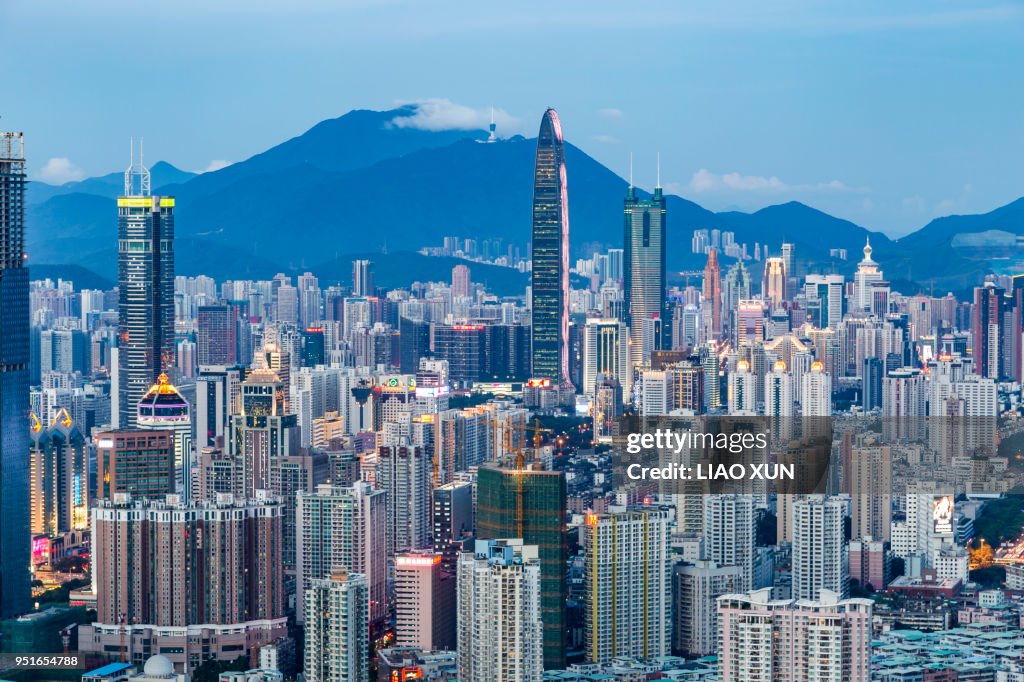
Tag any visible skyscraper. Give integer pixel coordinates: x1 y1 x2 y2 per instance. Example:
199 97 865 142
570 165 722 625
457 539 544 682
477 463 567 668
0 132 30 618
530 108 571 387
761 256 786 307
581 318 628 398
351 259 374 297
583 507 671 663
117 143 175 428
673 560 742 657
623 181 668 365
702 249 722 340
853 238 883 313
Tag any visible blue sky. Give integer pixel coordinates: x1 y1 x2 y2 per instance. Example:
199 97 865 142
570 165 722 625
3 0 1021 237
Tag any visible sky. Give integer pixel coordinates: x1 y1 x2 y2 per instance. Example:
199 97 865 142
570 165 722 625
3 0 1022 237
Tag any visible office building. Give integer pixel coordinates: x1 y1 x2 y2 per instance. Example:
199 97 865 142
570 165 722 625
352 260 374 297
623 181 668 362
94 430 175 500
702 249 722 339
0 132 30 617
117 144 175 428
136 373 192 496
394 552 455 651
432 481 474 573
530 108 572 387
377 442 432 554
29 410 88 537
581 318 628 397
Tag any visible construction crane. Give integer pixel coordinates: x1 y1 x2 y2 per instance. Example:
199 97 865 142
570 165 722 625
512 418 551 539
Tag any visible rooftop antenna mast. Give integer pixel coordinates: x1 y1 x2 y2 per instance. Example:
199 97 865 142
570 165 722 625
656 152 661 189
124 137 151 197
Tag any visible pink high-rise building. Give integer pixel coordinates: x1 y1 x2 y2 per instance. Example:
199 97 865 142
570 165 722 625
394 552 455 650
849 537 890 591
79 491 286 673
717 588 872 681
451 264 471 299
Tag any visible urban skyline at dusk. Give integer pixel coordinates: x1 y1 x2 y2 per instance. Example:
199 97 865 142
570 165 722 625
1 4 1023 682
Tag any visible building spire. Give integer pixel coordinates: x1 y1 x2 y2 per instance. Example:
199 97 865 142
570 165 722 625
124 137 151 197
629 152 633 189
656 152 661 189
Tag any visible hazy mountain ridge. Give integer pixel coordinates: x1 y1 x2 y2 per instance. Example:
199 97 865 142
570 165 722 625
26 106 1019 290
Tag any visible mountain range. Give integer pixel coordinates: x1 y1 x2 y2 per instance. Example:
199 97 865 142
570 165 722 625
27 105 1024 296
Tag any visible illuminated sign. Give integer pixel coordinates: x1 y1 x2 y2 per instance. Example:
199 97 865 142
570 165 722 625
527 378 552 388
116 197 176 208
933 495 954 535
415 386 450 398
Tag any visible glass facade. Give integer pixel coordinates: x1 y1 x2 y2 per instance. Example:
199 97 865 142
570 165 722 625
623 186 669 355
530 109 571 386
118 196 175 428
0 133 30 618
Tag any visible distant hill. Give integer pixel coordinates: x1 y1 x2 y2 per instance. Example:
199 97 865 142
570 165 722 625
24 105 1021 289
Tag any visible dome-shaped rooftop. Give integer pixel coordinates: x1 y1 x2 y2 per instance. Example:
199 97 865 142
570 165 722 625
143 654 175 677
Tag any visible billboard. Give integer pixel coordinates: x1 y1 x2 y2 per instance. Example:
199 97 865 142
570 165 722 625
933 494 954 535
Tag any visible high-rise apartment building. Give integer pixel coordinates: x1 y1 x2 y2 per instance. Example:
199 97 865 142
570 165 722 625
304 569 369 682
29 411 88 537
530 108 571 387
457 539 543 682
296 483 387 633
377 442 431 555
351 259 374 297
703 494 755 592
0 132 30 617
583 507 671 663
117 144 175 428
80 491 286 672
717 589 872 681
792 495 848 600
673 560 742 657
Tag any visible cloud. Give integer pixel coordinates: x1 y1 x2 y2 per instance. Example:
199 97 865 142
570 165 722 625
592 134 620 145
686 168 865 194
202 159 231 173
598 108 624 121
35 157 86 185
389 99 518 133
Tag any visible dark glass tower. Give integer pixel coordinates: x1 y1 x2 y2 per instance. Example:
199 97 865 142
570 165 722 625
0 133 30 618
530 108 571 386
623 182 669 358
117 146 175 428
477 463 568 669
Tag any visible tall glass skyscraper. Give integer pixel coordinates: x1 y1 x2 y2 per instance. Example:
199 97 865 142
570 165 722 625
530 108 571 386
623 182 668 363
117 145 175 428
0 132 30 618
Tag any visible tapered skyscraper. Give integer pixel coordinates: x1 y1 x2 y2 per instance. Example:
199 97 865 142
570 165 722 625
703 248 722 340
117 142 175 428
624 175 668 366
0 132 30 618
530 108 571 386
